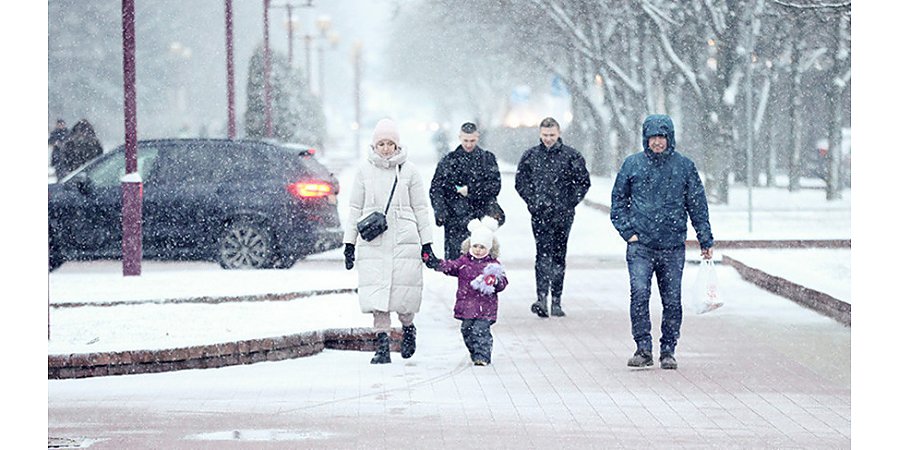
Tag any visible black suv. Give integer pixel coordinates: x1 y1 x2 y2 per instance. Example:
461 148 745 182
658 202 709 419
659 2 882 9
48 138 342 270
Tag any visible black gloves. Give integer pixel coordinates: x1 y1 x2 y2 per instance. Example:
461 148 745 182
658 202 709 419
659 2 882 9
343 243 355 270
421 243 441 269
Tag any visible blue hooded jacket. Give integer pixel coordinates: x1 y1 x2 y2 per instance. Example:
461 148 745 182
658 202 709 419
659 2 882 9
610 115 714 250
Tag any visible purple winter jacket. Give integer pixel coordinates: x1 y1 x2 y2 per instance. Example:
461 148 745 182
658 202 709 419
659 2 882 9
438 254 508 321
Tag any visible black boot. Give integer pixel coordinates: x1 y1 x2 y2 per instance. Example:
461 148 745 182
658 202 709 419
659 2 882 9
401 324 416 359
370 332 391 364
530 293 549 318
551 296 565 317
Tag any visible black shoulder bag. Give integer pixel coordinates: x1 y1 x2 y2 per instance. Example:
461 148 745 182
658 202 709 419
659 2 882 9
356 167 400 241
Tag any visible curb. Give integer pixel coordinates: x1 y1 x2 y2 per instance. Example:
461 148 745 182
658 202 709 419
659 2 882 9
582 198 851 250
51 288 357 309
722 255 851 326
48 327 403 380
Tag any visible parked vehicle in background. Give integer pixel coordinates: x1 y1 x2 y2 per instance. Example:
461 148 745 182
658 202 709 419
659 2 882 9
48 138 342 271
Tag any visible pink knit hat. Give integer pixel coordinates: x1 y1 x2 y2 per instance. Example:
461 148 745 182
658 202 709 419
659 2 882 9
371 118 400 146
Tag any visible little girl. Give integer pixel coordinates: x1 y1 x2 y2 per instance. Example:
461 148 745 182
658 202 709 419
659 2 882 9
432 217 507 365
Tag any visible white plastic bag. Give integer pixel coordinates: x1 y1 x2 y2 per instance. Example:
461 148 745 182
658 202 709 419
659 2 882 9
691 259 724 314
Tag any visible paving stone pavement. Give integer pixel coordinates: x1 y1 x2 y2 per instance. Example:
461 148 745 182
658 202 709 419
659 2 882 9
48 264 850 449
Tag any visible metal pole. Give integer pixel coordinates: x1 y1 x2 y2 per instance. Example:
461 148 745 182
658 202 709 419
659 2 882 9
353 42 361 154
121 0 142 276
318 43 325 100
286 4 294 66
745 6 755 233
263 0 273 138
225 0 236 139
304 34 312 88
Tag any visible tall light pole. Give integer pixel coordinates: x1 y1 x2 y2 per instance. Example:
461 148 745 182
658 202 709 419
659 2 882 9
225 0 236 139
315 15 332 100
121 0 141 276
263 0 273 138
285 4 294 65
271 2 315 79
352 40 363 154
744 5 757 233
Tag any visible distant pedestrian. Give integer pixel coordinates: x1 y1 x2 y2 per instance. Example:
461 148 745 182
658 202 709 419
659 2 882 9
59 119 103 178
515 117 591 318
610 114 714 370
431 216 507 366
430 122 502 260
343 118 439 364
48 119 68 175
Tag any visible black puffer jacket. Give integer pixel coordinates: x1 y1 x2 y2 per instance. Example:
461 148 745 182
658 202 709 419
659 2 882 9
515 138 591 216
429 146 501 226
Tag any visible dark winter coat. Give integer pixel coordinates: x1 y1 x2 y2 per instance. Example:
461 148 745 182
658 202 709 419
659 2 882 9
49 127 68 171
60 120 103 176
514 138 591 218
430 146 501 226
439 252 508 321
610 114 714 250
48 127 68 147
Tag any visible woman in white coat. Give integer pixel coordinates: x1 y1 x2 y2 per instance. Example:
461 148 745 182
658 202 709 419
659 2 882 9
343 118 439 364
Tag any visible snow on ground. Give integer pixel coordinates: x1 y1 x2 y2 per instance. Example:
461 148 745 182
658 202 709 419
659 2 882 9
47 131 851 355
722 248 851 303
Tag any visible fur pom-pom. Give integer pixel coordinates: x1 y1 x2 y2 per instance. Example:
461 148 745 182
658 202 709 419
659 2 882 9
469 263 506 295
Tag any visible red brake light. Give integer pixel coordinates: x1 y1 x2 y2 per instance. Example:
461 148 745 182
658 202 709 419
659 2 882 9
288 181 333 198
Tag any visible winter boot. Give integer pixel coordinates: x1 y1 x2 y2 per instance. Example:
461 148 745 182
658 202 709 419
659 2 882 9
627 349 654 367
530 293 549 318
550 296 566 317
660 353 678 370
401 324 417 359
370 332 391 364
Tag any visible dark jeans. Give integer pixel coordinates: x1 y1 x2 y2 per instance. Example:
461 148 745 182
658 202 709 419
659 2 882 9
460 318 494 363
531 211 574 299
626 242 685 355
443 221 470 260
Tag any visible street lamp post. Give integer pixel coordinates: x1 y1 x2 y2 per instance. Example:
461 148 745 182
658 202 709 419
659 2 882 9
263 0 273 138
121 0 141 277
314 15 339 102
225 0 236 139
285 4 294 65
271 2 315 76
352 40 363 154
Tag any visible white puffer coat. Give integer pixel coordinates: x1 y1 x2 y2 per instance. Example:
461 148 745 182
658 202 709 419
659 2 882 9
343 145 433 314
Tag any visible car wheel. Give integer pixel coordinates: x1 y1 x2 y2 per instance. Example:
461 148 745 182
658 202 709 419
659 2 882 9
218 219 275 269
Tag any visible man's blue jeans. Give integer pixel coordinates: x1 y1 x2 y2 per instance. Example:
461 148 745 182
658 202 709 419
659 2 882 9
626 242 685 355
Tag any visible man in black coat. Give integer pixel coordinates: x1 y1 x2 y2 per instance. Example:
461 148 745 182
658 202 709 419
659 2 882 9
430 122 502 259
58 119 103 178
515 117 591 318
48 119 68 176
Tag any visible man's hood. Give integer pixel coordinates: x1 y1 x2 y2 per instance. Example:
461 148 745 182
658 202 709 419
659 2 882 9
642 114 676 155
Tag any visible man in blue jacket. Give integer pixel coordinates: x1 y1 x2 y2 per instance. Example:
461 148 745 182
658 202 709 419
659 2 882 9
516 117 591 318
610 114 714 370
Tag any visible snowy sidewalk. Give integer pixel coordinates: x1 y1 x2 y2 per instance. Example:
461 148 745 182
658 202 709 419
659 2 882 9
48 158 850 447
48 260 850 448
